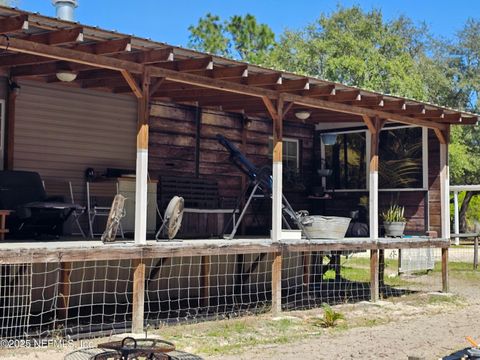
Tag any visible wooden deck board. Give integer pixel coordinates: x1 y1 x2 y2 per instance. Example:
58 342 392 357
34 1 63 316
0 237 450 264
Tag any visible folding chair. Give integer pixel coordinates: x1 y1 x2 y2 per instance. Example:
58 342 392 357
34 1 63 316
86 181 124 239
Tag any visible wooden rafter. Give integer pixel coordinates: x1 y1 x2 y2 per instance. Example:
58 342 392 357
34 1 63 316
114 47 174 64
0 14 28 34
0 37 131 68
302 84 336 97
22 27 83 45
0 35 144 73
274 78 309 92
245 72 282 86
192 65 248 79
155 56 213 72
329 90 361 102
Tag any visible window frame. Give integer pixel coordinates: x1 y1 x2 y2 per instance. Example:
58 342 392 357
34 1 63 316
320 125 428 192
268 137 300 170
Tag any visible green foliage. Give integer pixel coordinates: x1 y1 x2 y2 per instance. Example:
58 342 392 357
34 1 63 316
314 303 345 328
265 6 427 99
381 204 406 223
188 13 275 64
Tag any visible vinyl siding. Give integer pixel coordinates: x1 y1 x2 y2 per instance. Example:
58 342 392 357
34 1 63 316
13 80 137 208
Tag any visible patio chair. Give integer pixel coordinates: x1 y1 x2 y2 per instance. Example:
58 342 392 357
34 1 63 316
0 170 82 238
42 179 86 238
86 181 125 239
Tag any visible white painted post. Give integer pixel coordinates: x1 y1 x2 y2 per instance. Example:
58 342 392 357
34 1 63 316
134 147 148 245
453 191 459 245
134 73 150 245
272 159 283 242
440 142 450 240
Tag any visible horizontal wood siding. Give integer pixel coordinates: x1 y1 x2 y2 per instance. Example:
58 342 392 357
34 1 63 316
13 81 137 210
149 102 315 235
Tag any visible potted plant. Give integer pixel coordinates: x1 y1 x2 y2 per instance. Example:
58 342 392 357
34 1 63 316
381 204 406 237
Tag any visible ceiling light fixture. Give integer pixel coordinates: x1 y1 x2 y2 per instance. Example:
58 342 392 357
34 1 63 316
295 110 311 121
56 70 77 82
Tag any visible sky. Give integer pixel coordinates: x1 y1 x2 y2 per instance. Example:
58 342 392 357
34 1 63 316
14 0 480 46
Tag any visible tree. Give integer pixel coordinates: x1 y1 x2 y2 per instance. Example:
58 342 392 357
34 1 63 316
265 6 428 100
447 19 480 231
188 13 275 64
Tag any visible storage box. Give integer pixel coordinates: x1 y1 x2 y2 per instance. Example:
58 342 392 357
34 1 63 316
304 216 351 239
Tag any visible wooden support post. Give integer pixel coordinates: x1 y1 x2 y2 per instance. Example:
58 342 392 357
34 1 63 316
303 252 311 291
366 116 384 241
200 255 210 308
474 236 478 270
134 70 150 245
437 127 450 240
132 258 145 333
379 249 385 289
442 248 449 293
370 249 379 301
58 262 72 321
5 82 17 170
262 96 286 242
453 191 459 245
271 251 282 314
364 116 383 302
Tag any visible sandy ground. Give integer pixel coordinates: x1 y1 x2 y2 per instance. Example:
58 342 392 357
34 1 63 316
1 270 479 360
210 303 480 360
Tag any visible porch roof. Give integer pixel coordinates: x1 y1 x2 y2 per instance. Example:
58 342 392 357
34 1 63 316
0 6 476 129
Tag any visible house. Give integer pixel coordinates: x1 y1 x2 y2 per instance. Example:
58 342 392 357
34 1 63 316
0 4 476 339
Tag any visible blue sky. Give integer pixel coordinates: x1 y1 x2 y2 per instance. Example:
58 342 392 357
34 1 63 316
16 0 479 46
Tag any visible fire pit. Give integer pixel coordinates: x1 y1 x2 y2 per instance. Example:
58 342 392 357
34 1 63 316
95 337 175 359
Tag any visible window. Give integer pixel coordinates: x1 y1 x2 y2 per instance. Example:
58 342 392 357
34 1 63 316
379 127 423 189
268 138 299 170
321 126 427 191
324 132 367 190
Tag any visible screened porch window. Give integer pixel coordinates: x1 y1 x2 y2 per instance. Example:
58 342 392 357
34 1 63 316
324 132 367 190
379 127 423 189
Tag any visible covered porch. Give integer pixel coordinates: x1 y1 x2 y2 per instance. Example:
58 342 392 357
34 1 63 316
0 6 475 338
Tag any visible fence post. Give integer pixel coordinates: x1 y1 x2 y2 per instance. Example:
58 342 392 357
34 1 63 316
271 251 282 314
370 249 379 302
442 248 449 293
200 255 210 308
132 258 145 333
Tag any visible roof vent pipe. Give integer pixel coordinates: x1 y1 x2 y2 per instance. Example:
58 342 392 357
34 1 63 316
52 0 78 22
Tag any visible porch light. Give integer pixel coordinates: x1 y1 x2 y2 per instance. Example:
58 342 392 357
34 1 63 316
56 70 77 82
321 133 337 145
295 110 311 121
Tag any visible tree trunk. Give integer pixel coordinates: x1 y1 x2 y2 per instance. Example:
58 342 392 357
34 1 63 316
459 191 480 232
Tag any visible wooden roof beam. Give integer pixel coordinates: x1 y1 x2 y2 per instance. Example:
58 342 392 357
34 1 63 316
378 99 406 111
145 65 468 129
282 93 449 130
411 109 445 119
22 27 84 45
274 78 309 92
192 65 248 79
352 96 384 107
303 84 336 97
0 36 143 73
0 14 28 34
0 37 131 68
329 90 361 102
114 47 174 64
70 37 131 55
245 72 282 86
155 56 213 72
